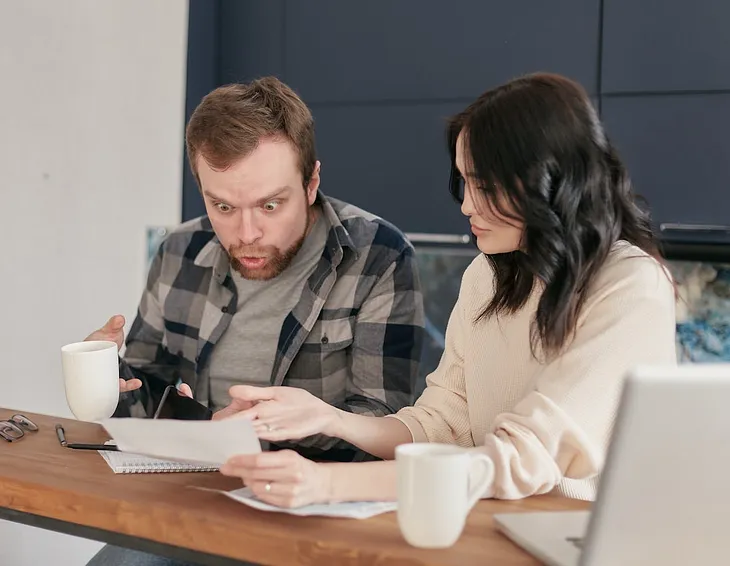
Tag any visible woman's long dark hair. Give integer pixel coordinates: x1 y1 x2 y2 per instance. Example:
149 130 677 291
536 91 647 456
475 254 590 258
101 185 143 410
447 73 660 358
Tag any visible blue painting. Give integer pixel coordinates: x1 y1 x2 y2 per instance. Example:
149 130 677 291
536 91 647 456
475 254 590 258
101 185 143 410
671 260 730 363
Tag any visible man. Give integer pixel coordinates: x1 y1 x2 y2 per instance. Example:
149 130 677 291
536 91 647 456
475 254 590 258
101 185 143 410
85 76 424 462
84 77 423 565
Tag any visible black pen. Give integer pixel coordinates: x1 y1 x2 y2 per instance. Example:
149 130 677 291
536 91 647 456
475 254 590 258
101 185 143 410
55 424 119 451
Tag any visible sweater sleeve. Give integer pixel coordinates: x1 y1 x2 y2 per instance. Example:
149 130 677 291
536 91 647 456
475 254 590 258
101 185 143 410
480 255 677 499
387 260 476 448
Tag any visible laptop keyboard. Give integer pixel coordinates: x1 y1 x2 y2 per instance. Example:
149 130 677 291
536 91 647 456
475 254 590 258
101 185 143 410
566 536 584 549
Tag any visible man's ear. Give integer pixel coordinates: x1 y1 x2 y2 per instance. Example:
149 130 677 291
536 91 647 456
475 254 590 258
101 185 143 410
306 161 321 204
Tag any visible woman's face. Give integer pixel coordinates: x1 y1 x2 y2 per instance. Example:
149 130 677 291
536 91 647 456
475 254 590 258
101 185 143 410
455 131 524 255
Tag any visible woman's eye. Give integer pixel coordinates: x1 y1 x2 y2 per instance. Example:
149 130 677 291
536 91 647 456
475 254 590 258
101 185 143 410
263 201 280 212
215 202 232 213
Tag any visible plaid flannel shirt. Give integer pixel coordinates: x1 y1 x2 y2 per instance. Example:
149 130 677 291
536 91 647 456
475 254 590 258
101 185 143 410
116 192 424 461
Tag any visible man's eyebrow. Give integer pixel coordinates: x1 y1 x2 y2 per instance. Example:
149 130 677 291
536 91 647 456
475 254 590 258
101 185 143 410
202 187 292 205
203 189 226 201
255 187 291 206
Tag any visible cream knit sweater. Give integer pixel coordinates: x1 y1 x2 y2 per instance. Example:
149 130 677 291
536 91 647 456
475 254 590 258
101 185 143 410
393 241 677 501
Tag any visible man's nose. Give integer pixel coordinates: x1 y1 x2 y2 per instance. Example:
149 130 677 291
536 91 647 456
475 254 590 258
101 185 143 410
237 210 263 244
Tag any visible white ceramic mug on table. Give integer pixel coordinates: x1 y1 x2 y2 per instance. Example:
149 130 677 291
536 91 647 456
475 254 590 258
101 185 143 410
61 340 119 421
396 443 495 548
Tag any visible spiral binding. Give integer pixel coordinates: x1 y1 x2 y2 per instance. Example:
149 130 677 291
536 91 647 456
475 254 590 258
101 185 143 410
118 460 218 474
100 450 218 474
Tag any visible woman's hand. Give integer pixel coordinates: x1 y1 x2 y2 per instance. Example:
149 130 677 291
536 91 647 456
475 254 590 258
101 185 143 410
226 385 341 442
175 384 256 419
220 450 332 508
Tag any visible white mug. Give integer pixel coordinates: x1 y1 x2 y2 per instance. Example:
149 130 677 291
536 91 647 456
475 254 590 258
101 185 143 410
396 443 494 548
61 341 119 421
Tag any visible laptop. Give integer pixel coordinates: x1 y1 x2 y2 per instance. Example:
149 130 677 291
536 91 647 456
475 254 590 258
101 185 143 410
494 363 730 566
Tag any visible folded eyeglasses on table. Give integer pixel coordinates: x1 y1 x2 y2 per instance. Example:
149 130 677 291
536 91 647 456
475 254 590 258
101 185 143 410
0 414 38 442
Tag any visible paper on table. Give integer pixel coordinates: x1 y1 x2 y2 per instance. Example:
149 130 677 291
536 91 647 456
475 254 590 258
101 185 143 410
218 487 397 519
100 417 261 466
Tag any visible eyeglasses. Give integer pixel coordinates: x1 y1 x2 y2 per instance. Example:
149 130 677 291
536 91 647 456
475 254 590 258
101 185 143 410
0 414 38 442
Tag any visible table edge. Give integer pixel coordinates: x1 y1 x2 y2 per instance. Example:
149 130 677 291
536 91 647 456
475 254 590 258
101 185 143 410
0 505 248 566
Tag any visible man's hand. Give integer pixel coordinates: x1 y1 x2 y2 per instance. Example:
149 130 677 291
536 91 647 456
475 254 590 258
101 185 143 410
85 315 142 393
85 314 126 349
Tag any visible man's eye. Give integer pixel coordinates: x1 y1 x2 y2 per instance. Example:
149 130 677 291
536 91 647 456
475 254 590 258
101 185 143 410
215 202 232 213
263 201 280 212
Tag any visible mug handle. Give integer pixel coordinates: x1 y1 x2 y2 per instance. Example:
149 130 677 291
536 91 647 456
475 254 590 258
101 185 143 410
466 453 494 510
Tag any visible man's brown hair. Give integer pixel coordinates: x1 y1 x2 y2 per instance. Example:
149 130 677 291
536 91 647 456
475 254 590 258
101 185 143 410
186 76 316 187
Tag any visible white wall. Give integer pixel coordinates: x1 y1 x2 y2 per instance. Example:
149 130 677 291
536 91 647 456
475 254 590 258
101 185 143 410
0 1 188 564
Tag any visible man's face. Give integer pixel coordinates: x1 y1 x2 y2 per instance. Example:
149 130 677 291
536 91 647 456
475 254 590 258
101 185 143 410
197 138 320 280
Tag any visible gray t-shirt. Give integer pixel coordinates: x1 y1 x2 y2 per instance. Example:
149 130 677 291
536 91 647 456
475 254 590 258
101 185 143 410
207 212 327 410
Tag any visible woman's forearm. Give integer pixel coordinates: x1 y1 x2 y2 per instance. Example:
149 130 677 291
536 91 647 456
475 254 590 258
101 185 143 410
324 460 397 502
329 410 413 460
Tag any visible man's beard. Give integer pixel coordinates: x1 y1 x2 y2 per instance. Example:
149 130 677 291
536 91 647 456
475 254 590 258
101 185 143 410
227 207 314 281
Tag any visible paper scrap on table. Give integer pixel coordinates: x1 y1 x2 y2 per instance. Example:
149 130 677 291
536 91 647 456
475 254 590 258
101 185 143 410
220 487 397 519
100 418 261 466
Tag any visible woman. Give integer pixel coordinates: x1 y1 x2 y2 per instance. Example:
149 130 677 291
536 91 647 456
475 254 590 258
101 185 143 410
219 73 677 507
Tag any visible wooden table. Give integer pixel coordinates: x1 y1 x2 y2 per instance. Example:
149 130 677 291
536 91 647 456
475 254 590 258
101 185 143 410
0 409 589 565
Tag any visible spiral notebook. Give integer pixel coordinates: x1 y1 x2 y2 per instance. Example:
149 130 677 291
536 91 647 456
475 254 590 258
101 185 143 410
97 417 261 474
99 447 218 474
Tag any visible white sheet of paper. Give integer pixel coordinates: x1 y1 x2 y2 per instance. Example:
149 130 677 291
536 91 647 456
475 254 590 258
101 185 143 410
100 418 262 465
221 487 397 519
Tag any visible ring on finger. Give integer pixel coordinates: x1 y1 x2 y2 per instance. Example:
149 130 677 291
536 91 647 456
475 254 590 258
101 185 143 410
265 482 272 492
